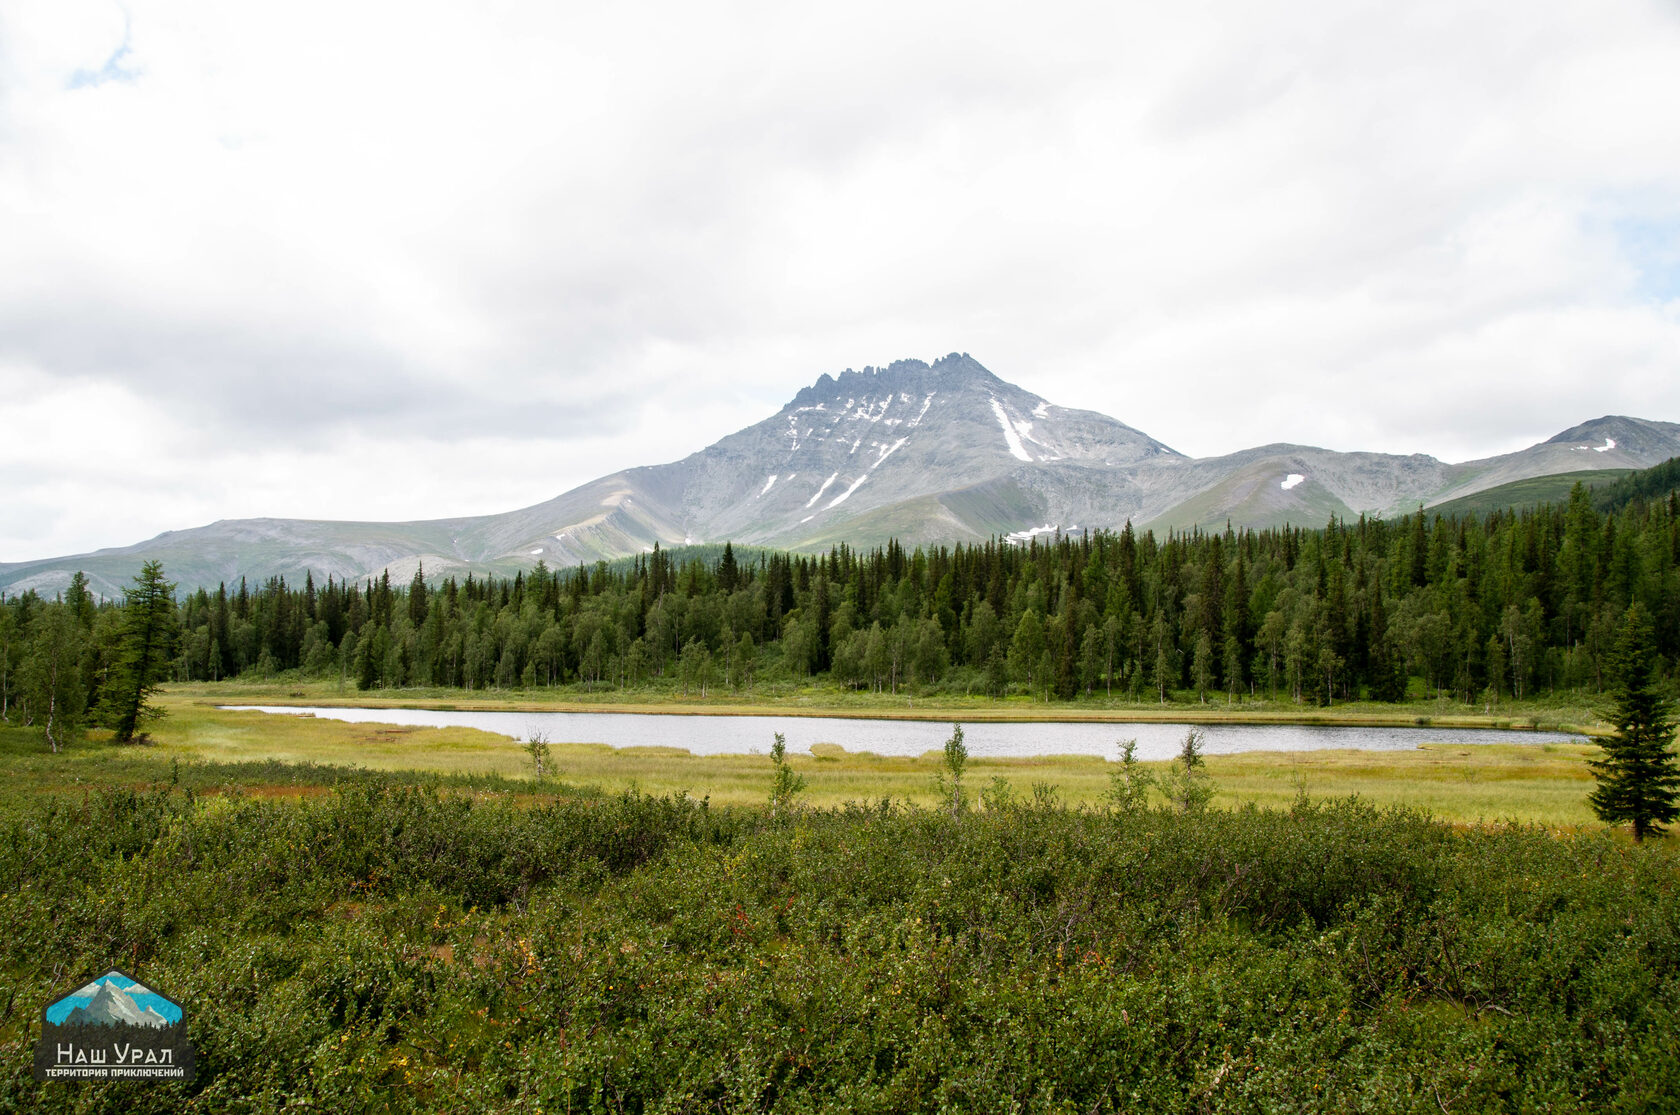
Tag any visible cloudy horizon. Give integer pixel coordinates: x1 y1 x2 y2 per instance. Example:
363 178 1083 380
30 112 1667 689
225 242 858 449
4 0 1678 562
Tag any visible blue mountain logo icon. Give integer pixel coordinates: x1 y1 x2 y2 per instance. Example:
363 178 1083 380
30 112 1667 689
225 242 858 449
35 969 195 1083
47 971 182 1029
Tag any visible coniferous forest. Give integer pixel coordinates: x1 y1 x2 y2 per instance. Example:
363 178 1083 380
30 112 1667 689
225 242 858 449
3 486 1679 727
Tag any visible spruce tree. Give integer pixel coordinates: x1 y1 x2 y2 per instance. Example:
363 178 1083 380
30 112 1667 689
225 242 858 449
718 542 739 594
1588 604 1679 842
101 561 178 743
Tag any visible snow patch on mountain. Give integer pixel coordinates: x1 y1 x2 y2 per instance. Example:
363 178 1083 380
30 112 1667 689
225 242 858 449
908 393 935 428
1281 474 1306 490
851 397 892 423
760 475 777 496
1006 524 1058 543
787 407 827 452
990 397 1033 462
827 474 869 510
806 473 839 508
872 437 908 468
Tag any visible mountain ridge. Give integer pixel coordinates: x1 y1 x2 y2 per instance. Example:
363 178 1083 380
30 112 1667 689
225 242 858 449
4 355 1678 596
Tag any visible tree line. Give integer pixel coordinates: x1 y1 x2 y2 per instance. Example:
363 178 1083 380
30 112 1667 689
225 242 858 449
1 560 175 750
2 485 1677 731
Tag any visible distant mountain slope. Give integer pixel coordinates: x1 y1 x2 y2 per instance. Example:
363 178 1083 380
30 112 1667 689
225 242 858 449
0 517 493 601
1425 469 1636 519
4 354 1679 595
1593 455 1680 513
1136 445 1456 531
1147 416 1680 532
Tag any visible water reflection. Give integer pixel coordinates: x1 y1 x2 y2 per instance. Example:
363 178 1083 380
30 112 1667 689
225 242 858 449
222 706 1584 761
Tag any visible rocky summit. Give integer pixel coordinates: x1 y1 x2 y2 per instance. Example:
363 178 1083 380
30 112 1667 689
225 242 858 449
4 353 1678 595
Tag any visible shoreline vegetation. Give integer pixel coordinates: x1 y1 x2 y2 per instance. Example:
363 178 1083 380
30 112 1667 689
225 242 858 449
0 682 1613 825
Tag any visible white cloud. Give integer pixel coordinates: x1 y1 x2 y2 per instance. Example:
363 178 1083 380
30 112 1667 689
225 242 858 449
3 0 1679 559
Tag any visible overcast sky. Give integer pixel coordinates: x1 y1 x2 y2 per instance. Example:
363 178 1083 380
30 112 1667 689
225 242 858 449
3 0 1679 561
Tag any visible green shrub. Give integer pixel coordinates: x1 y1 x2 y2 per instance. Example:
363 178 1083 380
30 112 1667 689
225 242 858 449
2 770 1676 1111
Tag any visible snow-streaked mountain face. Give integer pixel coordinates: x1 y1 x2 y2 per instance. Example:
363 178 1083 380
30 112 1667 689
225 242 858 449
3 354 1678 594
666 354 1179 551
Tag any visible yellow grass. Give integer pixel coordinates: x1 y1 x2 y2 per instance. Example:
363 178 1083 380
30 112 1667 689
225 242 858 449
142 689 1606 825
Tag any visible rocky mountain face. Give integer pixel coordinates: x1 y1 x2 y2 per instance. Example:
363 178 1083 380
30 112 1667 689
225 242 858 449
4 354 1678 595
521 354 1181 563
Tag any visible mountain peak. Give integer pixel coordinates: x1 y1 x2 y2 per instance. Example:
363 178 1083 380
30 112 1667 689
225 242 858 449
1541 415 1680 460
794 353 1004 407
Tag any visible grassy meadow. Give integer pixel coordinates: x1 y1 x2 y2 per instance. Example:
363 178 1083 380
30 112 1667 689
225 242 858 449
0 681 1615 824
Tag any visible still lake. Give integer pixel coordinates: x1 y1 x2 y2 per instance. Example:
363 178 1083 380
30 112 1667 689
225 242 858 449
221 706 1585 761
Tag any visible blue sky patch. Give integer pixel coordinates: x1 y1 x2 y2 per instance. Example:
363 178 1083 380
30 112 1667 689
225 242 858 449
67 10 138 90
1612 214 1680 302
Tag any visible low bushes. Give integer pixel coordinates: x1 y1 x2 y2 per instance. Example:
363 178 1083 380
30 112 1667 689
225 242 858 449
1 778 1676 1111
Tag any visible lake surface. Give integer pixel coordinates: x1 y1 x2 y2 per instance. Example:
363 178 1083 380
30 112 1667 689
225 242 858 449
221 706 1585 761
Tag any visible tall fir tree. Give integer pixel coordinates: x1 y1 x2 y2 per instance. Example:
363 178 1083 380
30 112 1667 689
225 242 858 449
1588 603 1680 841
102 560 178 743
717 542 739 594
